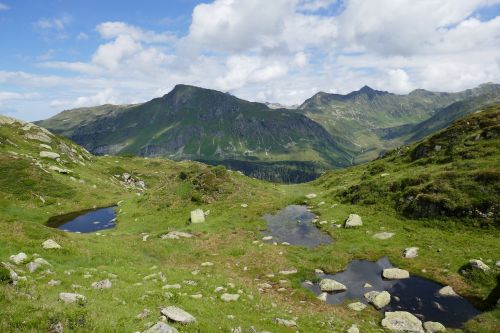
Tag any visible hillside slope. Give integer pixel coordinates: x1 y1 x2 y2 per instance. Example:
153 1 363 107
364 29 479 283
38 85 350 182
315 103 500 226
299 83 500 163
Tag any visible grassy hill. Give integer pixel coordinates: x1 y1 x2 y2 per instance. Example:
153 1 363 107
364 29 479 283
298 83 500 163
37 85 351 183
1 108 499 332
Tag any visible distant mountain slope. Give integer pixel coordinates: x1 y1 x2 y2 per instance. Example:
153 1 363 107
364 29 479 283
298 83 500 163
37 85 351 182
316 103 500 226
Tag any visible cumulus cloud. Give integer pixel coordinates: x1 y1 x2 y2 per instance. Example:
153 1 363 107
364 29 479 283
2 0 500 120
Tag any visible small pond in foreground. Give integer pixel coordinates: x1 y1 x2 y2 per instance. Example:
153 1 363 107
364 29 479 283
303 257 480 328
46 206 117 233
262 205 333 248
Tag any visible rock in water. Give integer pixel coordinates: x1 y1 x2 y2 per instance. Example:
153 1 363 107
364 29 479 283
190 209 205 223
383 268 410 279
160 306 196 324
92 279 112 289
381 311 424 332
319 278 347 292
59 292 86 304
404 247 419 258
423 321 446 333
39 151 60 159
9 252 28 265
221 293 240 302
317 292 328 301
364 291 391 309
42 239 62 249
143 322 179 333
344 214 362 227
469 259 490 272
437 286 458 297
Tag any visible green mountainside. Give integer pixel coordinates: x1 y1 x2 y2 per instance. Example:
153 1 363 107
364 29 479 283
1 109 499 332
298 83 500 163
37 85 350 182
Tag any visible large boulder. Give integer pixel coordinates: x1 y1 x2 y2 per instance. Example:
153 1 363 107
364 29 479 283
345 214 363 227
160 306 196 324
423 321 446 333
469 259 490 272
143 322 179 333
42 239 62 249
9 252 28 265
319 278 347 292
59 292 86 304
190 209 205 224
364 290 391 309
383 268 410 280
381 311 424 332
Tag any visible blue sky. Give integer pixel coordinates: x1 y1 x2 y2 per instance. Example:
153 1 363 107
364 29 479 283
0 0 499 120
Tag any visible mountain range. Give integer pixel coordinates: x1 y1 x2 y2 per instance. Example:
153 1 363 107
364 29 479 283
37 83 500 182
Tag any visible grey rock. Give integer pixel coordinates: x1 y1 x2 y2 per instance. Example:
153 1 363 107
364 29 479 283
92 279 112 289
404 247 419 258
48 279 61 286
364 290 391 309
40 151 60 159
143 322 179 333
49 321 64 333
348 302 367 311
383 268 410 280
190 209 205 223
345 214 362 227
373 232 395 240
221 293 240 302
319 278 347 292
469 259 490 272
42 239 62 249
9 252 28 265
59 292 86 304
305 193 317 199
347 324 359 333
437 286 458 297
423 321 446 333
26 261 41 273
275 318 297 327
161 231 193 240
160 306 196 324
381 311 424 332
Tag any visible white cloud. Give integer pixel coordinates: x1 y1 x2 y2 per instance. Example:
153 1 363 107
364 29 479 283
77 32 89 40
33 14 72 39
2 0 500 121
0 3 9 11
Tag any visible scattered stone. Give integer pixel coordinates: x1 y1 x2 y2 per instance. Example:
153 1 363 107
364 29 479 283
345 214 363 227
241 204 248 208
317 292 328 301
423 321 446 333
231 327 242 333
469 259 490 272
161 231 194 239
275 318 297 327
305 193 317 199
92 279 112 289
383 268 410 280
201 262 214 267
34 257 50 266
59 292 86 304
319 278 347 292
190 294 203 299
364 290 391 309
190 209 205 223
160 306 196 324
404 247 419 258
363 283 372 288
381 311 424 332
48 279 61 286
39 151 60 159
348 302 367 311
496 260 500 268
262 236 273 241
347 324 360 333
142 234 149 242
221 293 240 302
162 284 181 289
1 262 18 285
49 166 71 174
314 268 324 274
143 322 179 333
42 239 62 249
9 252 28 265
437 286 458 297
258 283 273 290
26 261 41 273
279 269 298 275
373 232 395 240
